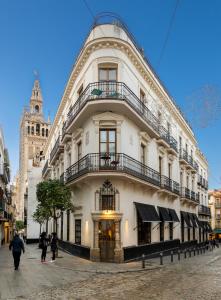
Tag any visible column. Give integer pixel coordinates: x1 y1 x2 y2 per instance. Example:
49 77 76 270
90 220 100 262
114 220 123 263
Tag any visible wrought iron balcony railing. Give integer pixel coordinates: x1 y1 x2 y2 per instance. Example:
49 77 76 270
179 150 198 171
159 126 177 152
65 82 177 151
180 187 199 204
66 152 161 187
50 135 64 163
198 205 211 216
42 159 51 177
160 175 180 195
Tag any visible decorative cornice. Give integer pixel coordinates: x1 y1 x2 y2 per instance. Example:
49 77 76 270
44 36 197 154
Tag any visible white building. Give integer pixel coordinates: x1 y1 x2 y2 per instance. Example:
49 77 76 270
42 17 210 262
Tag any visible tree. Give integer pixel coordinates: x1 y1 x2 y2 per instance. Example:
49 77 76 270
15 220 24 231
33 205 51 235
36 179 72 233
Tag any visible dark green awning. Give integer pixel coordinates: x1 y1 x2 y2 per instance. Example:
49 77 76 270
158 206 171 222
168 208 180 222
135 202 160 222
181 211 192 227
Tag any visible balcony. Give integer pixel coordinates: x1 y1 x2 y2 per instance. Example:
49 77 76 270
179 150 198 172
60 172 65 184
198 204 211 216
65 82 160 138
0 163 10 184
50 136 64 165
180 187 199 205
215 203 221 209
42 159 52 178
61 121 71 143
159 175 180 197
157 126 178 154
197 175 208 189
66 152 161 189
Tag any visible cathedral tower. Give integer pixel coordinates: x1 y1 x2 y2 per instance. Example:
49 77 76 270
18 79 50 221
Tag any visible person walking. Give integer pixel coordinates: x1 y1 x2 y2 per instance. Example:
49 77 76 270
50 232 58 262
9 233 25 270
39 232 48 263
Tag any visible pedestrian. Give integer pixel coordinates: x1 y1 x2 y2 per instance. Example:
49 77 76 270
39 232 48 263
9 232 25 270
50 232 58 262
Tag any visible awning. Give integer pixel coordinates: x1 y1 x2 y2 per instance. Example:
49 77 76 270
158 206 171 222
213 229 221 234
168 208 180 222
193 214 202 227
135 202 160 222
181 211 192 227
189 213 197 228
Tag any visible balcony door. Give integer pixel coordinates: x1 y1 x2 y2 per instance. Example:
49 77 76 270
98 65 117 97
99 129 116 167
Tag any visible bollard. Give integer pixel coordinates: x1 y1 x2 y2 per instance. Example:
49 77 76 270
193 248 196 256
171 251 173 263
142 254 145 269
160 252 163 265
178 249 181 261
184 249 187 259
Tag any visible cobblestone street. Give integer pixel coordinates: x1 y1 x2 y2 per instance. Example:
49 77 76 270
1 244 221 299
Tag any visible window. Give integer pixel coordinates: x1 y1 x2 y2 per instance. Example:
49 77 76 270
158 111 162 125
140 89 145 101
193 227 195 240
99 180 117 211
180 172 183 188
27 126 30 134
159 157 162 175
77 141 82 161
31 126 34 135
160 222 164 242
46 129 48 137
168 163 171 179
199 227 201 243
167 121 171 134
186 176 189 189
78 84 83 97
36 124 40 135
169 223 173 240
68 152 71 167
42 128 45 136
187 228 190 241
137 213 151 245
75 220 81 244
60 212 63 240
179 136 182 152
141 144 145 165
99 129 116 155
99 66 117 82
35 105 39 113
67 210 70 241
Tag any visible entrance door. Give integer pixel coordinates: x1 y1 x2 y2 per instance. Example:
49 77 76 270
99 220 115 262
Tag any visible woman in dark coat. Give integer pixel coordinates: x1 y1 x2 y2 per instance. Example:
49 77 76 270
50 232 58 262
39 232 48 263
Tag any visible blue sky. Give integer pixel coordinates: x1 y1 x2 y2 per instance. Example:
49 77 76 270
0 0 221 188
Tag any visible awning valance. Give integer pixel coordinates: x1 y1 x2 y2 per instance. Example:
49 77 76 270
207 222 212 233
158 206 171 222
135 202 160 222
181 211 192 227
168 208 180 222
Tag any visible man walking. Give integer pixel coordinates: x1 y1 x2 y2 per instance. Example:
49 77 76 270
9 233 25 270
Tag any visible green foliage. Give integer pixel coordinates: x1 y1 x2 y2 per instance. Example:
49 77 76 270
33 205 51 224
35 179 72 220
15 220 24 231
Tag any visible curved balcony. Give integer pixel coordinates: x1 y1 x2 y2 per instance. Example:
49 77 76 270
63 82 177 152
157 126 178 154
198 204 211 217
65 152 161 189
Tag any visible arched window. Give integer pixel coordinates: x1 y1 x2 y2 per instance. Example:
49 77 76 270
42 128 45 136
31 126 34 135
35 105 39 113
27 126 30 134
99 180 118 211
46 129 48 137
36 124 40 135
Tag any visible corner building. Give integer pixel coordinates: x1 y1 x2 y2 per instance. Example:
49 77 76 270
43 18 210 262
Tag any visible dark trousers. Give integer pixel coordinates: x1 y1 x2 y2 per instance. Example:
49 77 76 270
52 250 56 260
41 247 47 261
13 251 21 269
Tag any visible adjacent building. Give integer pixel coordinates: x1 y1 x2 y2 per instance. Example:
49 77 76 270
209 189 221 238
40 17 210 262
0 127 13 246
18 80 50 238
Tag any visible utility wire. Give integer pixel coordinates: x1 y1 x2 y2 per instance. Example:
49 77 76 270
157 0 180 69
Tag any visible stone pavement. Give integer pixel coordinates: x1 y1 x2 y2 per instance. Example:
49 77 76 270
1 244 221 299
